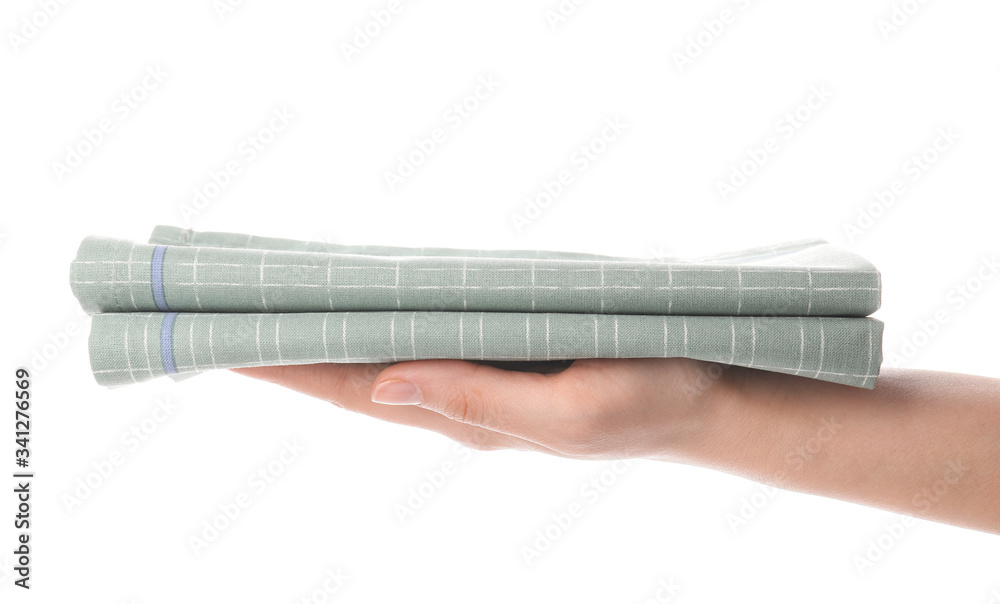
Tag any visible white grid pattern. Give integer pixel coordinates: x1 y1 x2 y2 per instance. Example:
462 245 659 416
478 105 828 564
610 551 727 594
90 312 882 388
71 237 882 322
77 234 883 390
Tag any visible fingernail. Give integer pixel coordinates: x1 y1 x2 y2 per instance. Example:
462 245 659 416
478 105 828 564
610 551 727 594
372 380 424 405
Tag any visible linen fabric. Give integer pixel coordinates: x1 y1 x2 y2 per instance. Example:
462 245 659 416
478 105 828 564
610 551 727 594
72 233 880 317
71 227 884 389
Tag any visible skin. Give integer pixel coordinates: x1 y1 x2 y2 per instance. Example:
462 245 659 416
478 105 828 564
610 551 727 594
232 359 1000 535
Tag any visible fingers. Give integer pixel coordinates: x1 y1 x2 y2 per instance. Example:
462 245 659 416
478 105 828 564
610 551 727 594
235 357 714 461
370 358 714 459
232 364 384 408
371 360 575 445
230 365 554 454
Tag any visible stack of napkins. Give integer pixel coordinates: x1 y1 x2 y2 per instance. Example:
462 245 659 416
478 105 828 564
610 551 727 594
69 226 884 388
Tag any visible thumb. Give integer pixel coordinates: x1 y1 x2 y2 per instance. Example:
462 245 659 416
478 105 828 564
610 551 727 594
370 360 569 440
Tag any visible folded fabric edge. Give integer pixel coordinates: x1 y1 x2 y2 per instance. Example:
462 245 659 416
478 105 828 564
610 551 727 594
148 226 865 270
70 236 150 315
149 225 191 246
145 229 882 308
71 236 882 317
86 312 883 390
692 238 828 263
148 225 629 261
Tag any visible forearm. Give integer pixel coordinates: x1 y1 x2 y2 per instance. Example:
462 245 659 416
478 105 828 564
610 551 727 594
685 367 1000 534
240 356 1000 533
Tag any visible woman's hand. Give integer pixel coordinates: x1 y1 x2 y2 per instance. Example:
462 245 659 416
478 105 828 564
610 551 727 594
233 361 1000 534
232 358 734 462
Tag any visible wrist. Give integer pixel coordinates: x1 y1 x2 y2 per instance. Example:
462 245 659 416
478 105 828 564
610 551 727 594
645 361 755 467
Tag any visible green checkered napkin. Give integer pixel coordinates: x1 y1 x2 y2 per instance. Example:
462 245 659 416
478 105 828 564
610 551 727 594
71 227 884 389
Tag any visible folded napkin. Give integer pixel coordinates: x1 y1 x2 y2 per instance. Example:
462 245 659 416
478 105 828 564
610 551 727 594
70 227 884 389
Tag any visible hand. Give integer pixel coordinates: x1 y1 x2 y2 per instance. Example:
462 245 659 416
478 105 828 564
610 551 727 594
233 361 1000 534
232 358 734 462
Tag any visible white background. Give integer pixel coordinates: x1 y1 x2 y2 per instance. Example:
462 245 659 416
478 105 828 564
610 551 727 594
1 0 999 601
